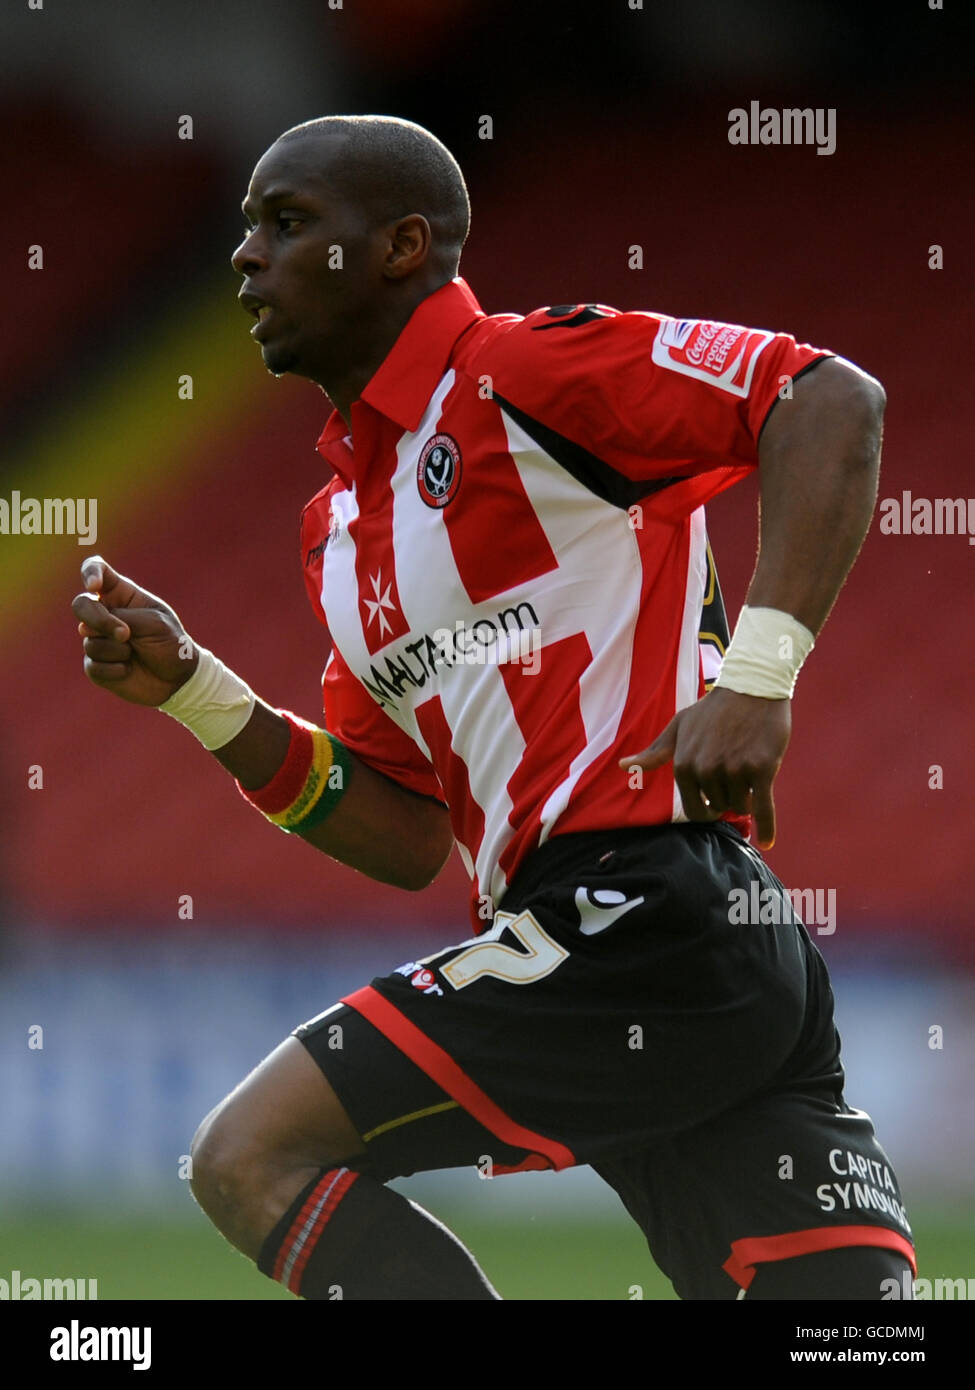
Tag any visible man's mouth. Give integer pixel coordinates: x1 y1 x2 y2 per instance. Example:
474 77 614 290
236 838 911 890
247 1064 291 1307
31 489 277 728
239 289 277 339
251 304 277 341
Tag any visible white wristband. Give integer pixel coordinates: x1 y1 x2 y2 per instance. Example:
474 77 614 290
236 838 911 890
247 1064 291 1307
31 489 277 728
158 646 257 750
713 606 815 700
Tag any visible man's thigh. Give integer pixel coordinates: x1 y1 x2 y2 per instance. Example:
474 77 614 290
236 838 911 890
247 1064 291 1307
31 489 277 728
293 1002 539 1180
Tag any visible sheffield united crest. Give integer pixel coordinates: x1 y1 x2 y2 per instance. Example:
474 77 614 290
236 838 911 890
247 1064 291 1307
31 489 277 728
417 433 462 508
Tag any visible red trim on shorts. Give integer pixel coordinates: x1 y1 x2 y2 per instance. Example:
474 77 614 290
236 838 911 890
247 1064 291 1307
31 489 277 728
491 1154 552 1176
723 1224 918 1291
341 985 576 1170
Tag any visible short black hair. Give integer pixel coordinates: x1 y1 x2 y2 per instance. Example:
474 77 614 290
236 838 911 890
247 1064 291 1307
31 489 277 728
277 115 471 274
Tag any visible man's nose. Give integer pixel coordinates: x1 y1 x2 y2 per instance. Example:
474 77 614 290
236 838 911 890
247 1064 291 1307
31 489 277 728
231 228 268 275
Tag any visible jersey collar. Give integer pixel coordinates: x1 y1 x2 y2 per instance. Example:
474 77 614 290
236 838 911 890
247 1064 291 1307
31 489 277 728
316 277 485 483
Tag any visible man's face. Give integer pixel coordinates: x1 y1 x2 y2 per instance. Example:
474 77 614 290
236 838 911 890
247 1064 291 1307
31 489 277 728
232 135 384 384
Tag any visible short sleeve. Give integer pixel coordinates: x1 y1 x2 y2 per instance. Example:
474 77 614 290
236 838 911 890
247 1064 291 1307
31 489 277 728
322 646 447 804
485 305 833 515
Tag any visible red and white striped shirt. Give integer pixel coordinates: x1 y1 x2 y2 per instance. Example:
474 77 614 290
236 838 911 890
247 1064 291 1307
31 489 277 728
300 278 830 927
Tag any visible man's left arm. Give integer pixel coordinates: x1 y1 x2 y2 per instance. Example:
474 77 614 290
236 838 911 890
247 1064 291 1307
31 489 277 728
624 355 885 849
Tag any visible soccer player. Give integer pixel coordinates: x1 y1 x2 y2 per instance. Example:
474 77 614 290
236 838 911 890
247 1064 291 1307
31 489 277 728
73 115 915 1300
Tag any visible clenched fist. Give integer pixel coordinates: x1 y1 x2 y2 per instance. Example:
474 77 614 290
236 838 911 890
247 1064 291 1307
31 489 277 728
72 556 199 707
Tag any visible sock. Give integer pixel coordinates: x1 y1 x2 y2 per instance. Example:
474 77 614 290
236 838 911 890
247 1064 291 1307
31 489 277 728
257 1166 501 1300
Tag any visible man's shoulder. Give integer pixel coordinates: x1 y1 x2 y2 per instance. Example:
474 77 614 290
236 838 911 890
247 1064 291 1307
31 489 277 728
462 299 664 381
454 299 669 430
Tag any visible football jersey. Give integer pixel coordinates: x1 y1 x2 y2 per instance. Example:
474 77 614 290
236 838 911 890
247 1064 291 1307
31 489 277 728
300 278 831 928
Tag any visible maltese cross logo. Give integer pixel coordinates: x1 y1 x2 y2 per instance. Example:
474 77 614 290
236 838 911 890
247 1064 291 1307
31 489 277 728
363 570 397 637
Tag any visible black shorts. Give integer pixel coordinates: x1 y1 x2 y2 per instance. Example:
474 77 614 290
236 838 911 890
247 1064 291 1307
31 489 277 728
294 821 915 1299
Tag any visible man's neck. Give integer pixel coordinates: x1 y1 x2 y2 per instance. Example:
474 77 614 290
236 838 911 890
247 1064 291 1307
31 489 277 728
319 276 451 426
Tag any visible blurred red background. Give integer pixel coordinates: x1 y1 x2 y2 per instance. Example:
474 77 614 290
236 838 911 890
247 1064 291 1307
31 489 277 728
2 2 971 955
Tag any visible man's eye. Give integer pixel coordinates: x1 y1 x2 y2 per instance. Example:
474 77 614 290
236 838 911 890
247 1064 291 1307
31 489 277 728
278 214 302 232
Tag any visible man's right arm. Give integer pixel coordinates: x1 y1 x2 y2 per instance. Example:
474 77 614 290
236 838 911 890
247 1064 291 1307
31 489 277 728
72 557 454 891
213 698 453 889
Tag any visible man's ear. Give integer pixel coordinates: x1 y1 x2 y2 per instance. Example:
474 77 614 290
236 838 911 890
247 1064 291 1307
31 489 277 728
383 213 431 280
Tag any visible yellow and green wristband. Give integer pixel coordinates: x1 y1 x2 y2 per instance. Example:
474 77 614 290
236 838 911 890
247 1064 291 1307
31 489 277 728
237 710 351 834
